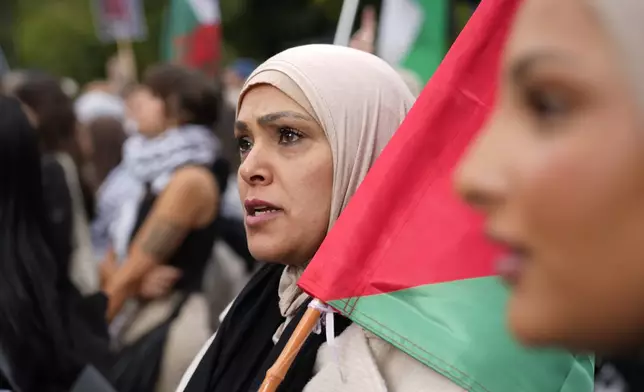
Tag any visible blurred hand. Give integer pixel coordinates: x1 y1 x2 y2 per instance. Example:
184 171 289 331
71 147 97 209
139 265 182 300
100 249 119 290
107 49 136 93
350 6 377 54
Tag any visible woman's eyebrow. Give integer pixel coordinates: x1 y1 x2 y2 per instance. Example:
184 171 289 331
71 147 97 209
234 120 250 133
510 51 572 84
257 111 314 125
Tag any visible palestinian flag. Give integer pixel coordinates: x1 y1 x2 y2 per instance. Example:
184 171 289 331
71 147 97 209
377 0 449 84
299 0 595 391
162 0 221 75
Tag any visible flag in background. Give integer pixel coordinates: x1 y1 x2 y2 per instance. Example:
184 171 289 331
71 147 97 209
299 0 594 390
377 0 449 84
92 0 147 43
162 0 221 75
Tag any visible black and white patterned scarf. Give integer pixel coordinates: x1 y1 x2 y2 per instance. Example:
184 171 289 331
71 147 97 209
110 125 219 262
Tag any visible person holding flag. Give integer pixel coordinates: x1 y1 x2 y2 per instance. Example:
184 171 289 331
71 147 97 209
177 1 594 391
178 44 473 392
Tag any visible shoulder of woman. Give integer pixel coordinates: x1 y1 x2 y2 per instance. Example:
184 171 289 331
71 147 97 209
311 325 465 392
162 166 220 225
169 166 219 199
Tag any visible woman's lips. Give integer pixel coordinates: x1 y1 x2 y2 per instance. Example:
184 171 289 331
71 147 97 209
245 209 283 227
243 198 283 228
496 252 526 286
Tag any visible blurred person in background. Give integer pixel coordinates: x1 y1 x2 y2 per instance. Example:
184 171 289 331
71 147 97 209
349 5 423 98
75 86 127 128
455 0 644 390
14 74 99 296
86 116 132 261
1 70 27 95
74 84 134 260
102 64 229 392
222 58 257 108
0 95 112 392
86 116 128 195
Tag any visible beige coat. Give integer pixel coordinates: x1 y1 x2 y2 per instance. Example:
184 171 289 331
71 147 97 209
177 319 464 392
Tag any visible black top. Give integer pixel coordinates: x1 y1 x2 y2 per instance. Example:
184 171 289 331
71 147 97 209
183 263 352 392
128 161 227 292
41 155 73 277
0 159 111 391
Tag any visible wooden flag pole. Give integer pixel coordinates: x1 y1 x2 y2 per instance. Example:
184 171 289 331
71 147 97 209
257 305 323 392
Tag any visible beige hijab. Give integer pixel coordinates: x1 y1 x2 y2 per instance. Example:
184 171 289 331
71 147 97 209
237 44 415 320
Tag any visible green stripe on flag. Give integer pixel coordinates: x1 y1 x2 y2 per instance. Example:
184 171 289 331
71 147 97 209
329 277 594 392
162 0 199 62
403 0 449 83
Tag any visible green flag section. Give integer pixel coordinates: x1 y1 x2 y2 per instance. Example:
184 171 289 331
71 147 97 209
329 278 593 392
299 0 594 390
162 0 221 75
377 0 449 84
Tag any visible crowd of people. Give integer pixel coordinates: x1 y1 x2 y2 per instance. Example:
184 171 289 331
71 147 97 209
0 58 259 391
2 0 644 391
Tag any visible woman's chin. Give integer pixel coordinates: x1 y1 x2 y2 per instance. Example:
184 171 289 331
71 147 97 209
248 239 290 264
506 294 570 349
507 294 611 352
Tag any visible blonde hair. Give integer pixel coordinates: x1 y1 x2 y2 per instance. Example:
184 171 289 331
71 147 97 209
588 0 644 108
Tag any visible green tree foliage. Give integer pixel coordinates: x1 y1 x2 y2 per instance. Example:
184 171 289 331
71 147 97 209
3 0 354 84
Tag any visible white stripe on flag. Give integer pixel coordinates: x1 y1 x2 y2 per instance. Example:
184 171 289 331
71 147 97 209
187 0 221 25
377 0 424 65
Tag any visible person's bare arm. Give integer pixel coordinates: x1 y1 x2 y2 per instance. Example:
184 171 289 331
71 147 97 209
100 247 118 290
105 166 218 321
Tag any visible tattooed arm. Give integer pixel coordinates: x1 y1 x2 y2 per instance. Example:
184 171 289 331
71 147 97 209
105 166 219 321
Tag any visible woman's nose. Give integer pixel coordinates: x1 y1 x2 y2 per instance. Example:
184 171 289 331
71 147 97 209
454 135 508 215
239 148 273 186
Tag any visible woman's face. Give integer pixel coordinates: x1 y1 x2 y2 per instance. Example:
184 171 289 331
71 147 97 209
456 0 644 352
236 85 333 266
129 87 166 137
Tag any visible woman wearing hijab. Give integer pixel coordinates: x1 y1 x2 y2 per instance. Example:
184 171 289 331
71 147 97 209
175 44 470 392
455 0 644 389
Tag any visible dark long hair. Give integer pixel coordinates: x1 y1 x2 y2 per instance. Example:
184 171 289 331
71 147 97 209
0 95 80 390
87 116 127 186
14 73 96 219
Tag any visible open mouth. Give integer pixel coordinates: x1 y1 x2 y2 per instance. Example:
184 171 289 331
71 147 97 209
496 248 530 286
486 231 532 286
248 206 282 216
244 199 283 223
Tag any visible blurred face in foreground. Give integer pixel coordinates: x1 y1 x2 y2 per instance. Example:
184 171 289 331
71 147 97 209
235 85 333 266
456 0 644 352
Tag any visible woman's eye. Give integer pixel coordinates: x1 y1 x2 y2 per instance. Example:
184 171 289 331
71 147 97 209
526 87 570 121
237 137 253 154
278 127 303 144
